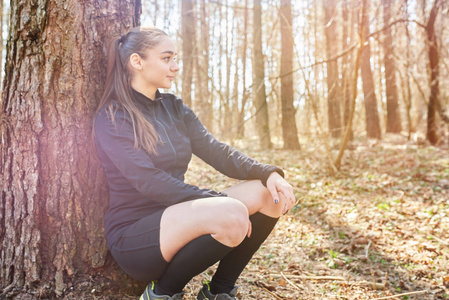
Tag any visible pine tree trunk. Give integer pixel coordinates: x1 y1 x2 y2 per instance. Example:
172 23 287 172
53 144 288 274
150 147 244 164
280 0 300 149
181 0 195 107
323 0 341 138
0 0 141 297
360 0 382 139
253 0 272 149
382 0 402 133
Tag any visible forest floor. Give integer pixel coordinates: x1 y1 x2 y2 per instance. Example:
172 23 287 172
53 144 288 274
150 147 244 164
181 135 449 300
55 135 449 300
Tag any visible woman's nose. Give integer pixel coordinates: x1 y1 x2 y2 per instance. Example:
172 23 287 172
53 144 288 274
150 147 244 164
171 61 180 72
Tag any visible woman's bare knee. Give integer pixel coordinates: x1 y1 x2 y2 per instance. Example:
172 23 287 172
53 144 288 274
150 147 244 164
262 192 284 218
212 198 249 246
258 186 284 217
224 180 283 218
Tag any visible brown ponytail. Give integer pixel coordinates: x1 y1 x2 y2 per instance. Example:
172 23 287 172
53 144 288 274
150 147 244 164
94 27 169 155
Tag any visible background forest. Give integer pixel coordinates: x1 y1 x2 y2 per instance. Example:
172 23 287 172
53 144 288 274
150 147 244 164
0 0 448 152
0 0 448 299
139 0 449 155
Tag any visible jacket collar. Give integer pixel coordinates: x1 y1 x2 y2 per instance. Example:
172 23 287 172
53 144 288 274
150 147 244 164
131 88 163 107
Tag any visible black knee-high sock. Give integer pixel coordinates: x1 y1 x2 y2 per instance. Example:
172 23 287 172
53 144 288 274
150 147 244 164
155 234 233 296
210 212 278 294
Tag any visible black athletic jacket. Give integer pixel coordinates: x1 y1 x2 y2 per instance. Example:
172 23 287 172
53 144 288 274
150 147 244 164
94 89 284 248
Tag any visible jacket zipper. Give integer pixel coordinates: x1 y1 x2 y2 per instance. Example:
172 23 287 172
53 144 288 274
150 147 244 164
151 106 178 167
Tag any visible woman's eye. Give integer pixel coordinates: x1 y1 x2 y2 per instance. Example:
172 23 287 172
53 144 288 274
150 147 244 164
163 57 170 62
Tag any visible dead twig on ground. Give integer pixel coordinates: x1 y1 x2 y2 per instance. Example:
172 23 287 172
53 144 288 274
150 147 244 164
250 281 284 300
280 272 304 291
365 241 372 259
271 273 386 290
372 290 428 300
426 233 449 246
261 287 284 300
354 281 385 290
271 274 346 281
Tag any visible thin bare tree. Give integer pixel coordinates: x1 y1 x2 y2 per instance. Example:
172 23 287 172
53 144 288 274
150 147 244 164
425 0 442 144
360 0 382 139
382 0 402 133
280 0 300 149
195 0 213 130
181 0 195 107
323 0 342 138
253 0 272 149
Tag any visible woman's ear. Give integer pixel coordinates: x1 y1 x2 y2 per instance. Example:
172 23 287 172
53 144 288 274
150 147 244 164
129 53 143 70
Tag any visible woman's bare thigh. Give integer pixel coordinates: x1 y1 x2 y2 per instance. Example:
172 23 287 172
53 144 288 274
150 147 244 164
159 196 249 262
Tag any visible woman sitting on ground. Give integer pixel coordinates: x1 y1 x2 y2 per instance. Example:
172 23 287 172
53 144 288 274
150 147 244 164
93 27 296 300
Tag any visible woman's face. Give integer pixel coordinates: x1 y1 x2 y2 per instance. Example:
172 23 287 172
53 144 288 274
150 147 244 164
131 36 180 95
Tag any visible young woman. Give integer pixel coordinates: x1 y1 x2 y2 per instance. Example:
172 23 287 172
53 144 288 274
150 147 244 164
93 27 296 300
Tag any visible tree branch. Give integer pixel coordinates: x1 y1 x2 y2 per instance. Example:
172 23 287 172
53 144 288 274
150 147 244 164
270 18 426 80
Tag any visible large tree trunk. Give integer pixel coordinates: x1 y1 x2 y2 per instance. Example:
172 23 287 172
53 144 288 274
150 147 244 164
382 0 402 133
360 0 382 139
0 0 141 298
0 0 4 84
426 0 440 145
323 0 342 138
181 0 195 107
280 0 300 149
253 0 272 149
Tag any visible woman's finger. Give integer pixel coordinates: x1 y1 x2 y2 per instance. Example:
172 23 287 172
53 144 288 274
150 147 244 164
267 183 281 204
278 186 296 210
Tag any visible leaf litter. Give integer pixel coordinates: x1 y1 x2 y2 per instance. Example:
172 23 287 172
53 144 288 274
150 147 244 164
183 139 449 299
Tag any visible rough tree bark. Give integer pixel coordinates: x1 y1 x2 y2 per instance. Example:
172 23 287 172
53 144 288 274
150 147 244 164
360 0 382 139
0 0 141 298
181 0 195 107
382 0 402 133
0 0 3 84
280 0 300 149
323 0 342 138
253 0 272 149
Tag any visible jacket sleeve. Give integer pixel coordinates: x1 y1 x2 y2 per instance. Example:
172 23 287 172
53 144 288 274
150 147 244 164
94 107 222 206
181 102 284 186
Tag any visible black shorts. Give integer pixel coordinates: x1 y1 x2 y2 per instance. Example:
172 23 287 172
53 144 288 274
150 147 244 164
109 209 168 282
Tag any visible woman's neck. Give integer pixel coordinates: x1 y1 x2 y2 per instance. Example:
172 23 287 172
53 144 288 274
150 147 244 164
130 80 157 100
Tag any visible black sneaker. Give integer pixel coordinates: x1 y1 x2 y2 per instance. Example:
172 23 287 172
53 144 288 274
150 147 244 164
196 282 238 300
140 281 185 300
